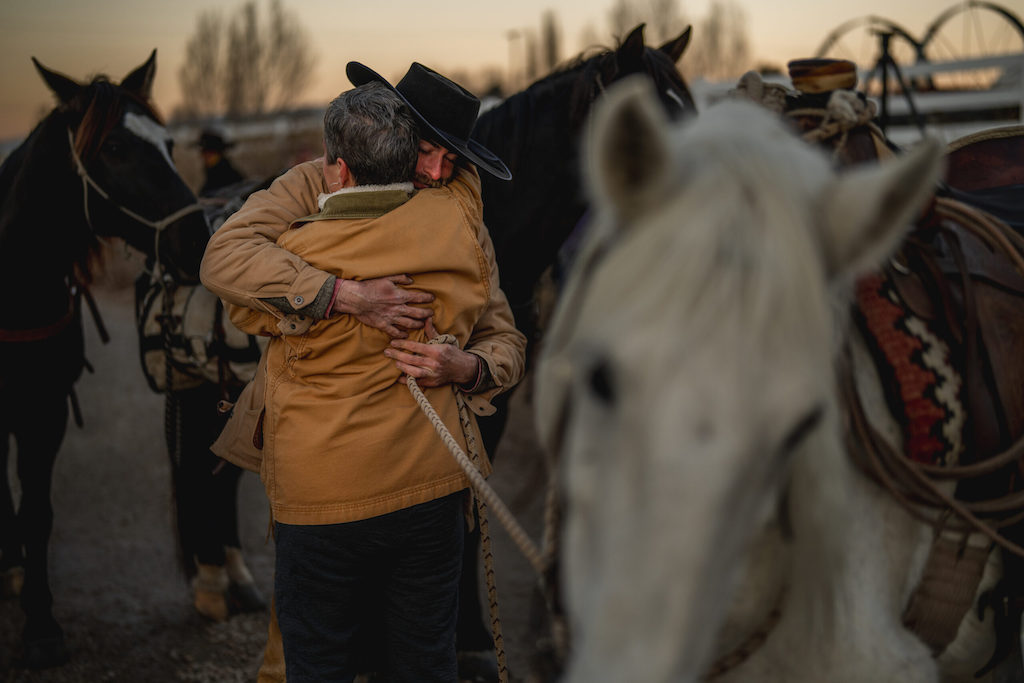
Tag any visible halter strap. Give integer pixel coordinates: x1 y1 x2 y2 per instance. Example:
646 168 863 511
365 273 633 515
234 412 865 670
67 127 205 235
0 292 74 342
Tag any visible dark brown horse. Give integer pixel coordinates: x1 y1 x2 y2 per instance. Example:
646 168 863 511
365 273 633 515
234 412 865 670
457 24 697 674
0 51 210 669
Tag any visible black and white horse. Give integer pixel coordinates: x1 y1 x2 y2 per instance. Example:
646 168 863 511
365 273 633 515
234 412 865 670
0 51 243 669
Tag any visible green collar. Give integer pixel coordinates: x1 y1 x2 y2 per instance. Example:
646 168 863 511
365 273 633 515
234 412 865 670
292 186 415 226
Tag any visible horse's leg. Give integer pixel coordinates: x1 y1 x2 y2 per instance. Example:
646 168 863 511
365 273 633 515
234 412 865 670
175 384 264 619
0 425 26 598
11 392 70 668
217 464 266 614
170 387 228 620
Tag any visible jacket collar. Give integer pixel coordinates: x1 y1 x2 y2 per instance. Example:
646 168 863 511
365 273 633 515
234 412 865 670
292 182 415 226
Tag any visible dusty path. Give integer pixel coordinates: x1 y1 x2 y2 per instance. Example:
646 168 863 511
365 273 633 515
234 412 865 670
1 281 552 683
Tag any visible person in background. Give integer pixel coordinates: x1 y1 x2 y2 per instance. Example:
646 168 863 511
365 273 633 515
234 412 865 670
196 129 245 197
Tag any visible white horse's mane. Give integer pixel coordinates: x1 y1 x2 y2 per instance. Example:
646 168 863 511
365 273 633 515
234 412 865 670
589 100 838 367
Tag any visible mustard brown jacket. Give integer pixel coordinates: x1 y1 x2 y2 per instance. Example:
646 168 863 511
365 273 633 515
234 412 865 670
231 183 495 524
200 161 525 415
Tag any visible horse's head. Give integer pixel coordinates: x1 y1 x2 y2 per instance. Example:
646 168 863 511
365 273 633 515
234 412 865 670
471 23 696 354
34 51 208 284
568 23 696 130
615 23 696 118
535 78 943 682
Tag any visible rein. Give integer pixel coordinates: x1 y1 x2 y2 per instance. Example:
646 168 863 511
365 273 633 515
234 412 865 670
406 335 563 683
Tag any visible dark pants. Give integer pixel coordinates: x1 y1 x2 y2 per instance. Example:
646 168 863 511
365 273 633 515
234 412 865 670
275 492 465 683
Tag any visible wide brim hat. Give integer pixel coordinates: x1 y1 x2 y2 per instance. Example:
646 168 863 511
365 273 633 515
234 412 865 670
194 131 234 152
347 61 511 181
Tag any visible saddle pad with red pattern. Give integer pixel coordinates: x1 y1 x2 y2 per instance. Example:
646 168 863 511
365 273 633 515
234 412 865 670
853 273 965 466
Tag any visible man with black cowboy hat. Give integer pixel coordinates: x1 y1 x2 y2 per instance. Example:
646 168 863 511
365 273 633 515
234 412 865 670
195 129 246 197
201 63 525 682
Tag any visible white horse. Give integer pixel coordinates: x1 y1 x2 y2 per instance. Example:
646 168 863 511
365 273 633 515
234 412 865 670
531 76 1001 682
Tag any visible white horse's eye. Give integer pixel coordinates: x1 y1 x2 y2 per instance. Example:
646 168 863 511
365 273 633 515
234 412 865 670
586 357 616 405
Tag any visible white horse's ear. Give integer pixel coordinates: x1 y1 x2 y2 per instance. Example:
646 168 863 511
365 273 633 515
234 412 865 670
585 76 673 226
820 138 944 279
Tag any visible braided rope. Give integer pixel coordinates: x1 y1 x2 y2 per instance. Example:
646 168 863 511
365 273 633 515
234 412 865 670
405 335 542 683
449 374 510 683
406 375 545 569
407 373 514 682
407 335 560 681
728 71 791 114
946 124 1024 153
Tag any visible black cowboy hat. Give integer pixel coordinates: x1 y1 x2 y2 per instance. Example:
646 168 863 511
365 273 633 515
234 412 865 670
194 130 234 152
346 61 511 181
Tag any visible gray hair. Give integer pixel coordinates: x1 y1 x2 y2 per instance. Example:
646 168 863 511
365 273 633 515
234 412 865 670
323 82 418 185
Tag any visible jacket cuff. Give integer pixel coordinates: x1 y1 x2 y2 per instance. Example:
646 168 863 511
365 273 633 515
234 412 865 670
259 276 336 320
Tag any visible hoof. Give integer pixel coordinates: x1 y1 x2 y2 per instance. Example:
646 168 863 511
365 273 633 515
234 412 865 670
22 633 70 670
228 580 267 614
458 649 499 683
2 566 24 598
194 588 229 622
193 563 230 622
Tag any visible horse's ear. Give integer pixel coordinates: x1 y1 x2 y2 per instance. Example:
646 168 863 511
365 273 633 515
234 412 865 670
585 76 673 226
820 138 945 279
121 49 157 101
617 24 647 71
659 26 692 63
32 58 82 105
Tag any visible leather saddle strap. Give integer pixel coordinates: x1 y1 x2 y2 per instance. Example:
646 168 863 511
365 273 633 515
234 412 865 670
902 534 991 656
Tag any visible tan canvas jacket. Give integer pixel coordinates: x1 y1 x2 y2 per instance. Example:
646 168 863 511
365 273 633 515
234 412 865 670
200 160 525 414
224 184 499 524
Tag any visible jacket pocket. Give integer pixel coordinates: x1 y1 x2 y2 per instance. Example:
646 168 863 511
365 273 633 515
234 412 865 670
211 352 267 473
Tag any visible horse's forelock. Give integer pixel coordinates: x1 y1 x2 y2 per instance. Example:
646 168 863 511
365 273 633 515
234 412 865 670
642 47 695 114
73 77 162 163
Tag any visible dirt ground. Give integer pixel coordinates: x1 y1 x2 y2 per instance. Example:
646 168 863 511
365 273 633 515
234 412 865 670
0 277 554 683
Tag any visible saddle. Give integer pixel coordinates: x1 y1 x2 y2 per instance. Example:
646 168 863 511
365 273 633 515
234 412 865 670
887 201 1024 460
872 197 1024 670
134 273 264 395
779 60 1024 669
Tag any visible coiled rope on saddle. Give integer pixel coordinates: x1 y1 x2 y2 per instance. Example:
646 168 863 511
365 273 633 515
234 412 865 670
842 199 1024 560
406 334 558 683
729 71 888 161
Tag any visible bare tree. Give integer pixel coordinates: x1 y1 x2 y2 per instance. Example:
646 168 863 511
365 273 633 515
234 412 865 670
541 10 561 72
605 0 752 81
523 28 540 83
224 2 264 116
608 0 687 43
177 0 314 120
685 0 751 81
608 0 646 39
263 0 315 110
178 12 224 118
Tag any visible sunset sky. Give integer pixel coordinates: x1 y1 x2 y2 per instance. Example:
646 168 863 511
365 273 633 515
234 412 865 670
0 0 1007 141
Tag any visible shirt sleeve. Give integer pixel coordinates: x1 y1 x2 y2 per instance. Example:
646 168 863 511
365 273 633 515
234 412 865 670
200 159 335 327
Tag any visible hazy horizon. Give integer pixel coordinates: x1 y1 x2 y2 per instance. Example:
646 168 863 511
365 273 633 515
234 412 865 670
0 0 1008 142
